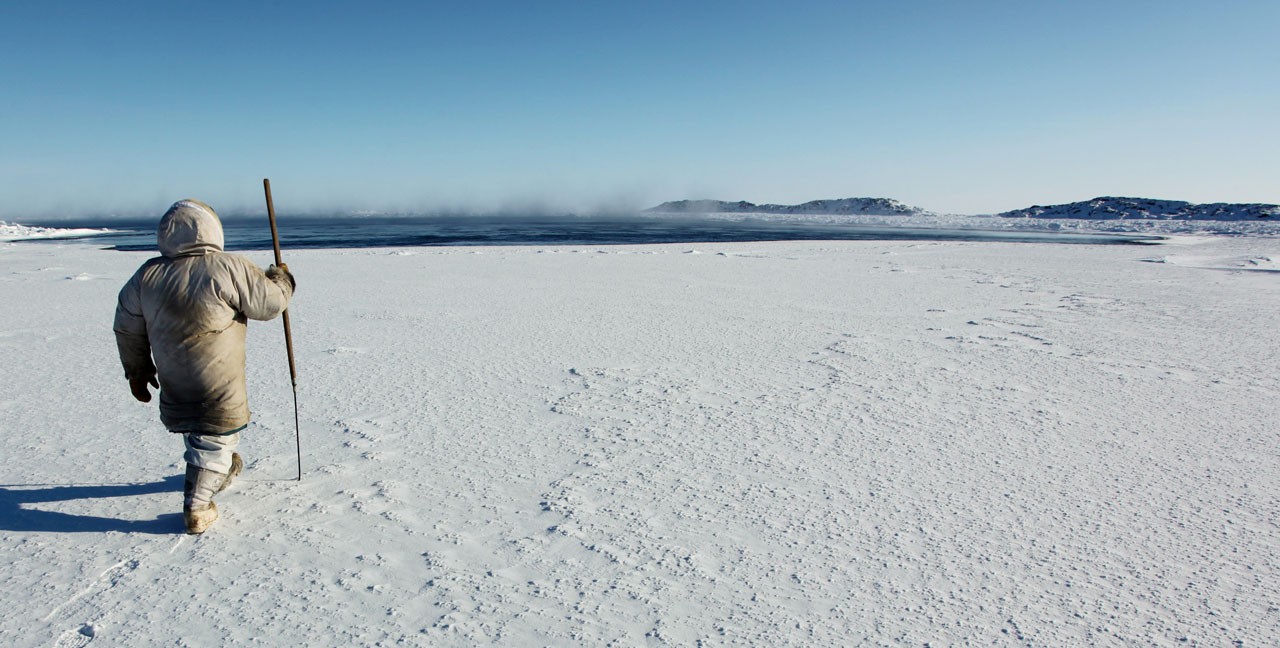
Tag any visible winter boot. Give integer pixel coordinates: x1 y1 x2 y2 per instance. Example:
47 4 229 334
215 453 243 495
183 463 229 534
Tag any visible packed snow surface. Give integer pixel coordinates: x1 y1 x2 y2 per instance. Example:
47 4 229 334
1 236 1277 645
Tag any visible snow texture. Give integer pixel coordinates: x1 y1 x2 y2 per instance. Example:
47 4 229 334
1 235 1278 645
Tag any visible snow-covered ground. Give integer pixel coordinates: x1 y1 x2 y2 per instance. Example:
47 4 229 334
1 234 1277 645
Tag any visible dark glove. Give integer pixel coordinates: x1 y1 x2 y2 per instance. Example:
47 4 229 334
267 263 296 290
130 376 159 403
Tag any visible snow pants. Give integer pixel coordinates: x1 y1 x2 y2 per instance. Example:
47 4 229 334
183 427 242 474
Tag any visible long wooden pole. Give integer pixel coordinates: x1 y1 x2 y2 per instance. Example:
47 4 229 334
263 178 302 481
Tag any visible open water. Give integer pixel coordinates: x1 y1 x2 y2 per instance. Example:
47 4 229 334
30 214 1163 251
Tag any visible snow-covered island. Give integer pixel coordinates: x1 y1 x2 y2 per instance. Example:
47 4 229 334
1 227 1277 645
647 197 932 217
648 196 1280 221
997 196 1280 221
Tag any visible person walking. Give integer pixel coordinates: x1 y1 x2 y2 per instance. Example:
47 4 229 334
114 199 296 534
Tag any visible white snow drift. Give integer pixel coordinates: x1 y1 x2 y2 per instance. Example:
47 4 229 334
0 221 114 242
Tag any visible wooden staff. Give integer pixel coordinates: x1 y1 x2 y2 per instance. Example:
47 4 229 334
263 178 302 481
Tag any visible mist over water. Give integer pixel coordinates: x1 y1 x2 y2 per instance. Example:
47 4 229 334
25 213 1163 251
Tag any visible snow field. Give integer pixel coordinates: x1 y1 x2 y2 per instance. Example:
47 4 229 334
1 237 1277 645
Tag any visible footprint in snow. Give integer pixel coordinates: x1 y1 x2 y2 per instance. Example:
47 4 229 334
53 624 96 647
324 347 367 355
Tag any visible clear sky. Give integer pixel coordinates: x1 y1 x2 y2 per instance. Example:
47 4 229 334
2 0 1276 218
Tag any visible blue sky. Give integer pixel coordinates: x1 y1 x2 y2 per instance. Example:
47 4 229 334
2 1 1276 218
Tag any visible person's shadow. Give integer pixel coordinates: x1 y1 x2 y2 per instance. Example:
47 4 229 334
0 475 185 534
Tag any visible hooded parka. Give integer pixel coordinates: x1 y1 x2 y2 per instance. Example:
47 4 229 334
114 199 294 433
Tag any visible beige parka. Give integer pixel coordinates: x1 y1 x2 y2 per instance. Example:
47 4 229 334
114 199 294 433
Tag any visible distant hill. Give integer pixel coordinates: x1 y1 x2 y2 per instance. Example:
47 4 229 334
646 196 1279 221
646 198 931 216
996 197 1278 221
